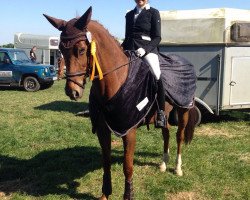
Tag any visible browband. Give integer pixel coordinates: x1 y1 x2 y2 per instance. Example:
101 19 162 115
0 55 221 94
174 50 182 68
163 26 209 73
59 31 92 49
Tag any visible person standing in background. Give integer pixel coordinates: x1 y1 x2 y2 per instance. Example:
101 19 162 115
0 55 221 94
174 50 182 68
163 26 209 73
30 46 37 62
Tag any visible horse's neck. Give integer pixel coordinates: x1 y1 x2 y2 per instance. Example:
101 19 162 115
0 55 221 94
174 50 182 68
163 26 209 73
89 21 129 99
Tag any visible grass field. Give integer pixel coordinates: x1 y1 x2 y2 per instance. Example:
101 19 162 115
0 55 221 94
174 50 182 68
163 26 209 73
0 80 249 200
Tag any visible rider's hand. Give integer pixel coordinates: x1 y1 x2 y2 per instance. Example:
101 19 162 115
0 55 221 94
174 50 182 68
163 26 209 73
135 48 146 57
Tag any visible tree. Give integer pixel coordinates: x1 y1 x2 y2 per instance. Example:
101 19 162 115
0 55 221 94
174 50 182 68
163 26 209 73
1 43 14 48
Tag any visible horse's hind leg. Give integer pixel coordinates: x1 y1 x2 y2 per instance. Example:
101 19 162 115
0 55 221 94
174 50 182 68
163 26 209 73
97 124 112 200
122 128 136 200
175 108 189 176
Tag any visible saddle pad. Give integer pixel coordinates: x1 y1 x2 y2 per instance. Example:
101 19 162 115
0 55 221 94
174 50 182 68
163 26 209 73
160 53 196 108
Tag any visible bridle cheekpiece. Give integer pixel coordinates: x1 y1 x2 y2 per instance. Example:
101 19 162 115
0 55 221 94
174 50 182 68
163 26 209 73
62 31 104 89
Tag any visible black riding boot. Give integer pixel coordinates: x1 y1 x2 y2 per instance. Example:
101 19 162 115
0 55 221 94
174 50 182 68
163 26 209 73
155 78 166 128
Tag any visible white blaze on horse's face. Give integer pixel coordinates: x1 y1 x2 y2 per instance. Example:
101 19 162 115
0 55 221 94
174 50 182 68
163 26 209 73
43 7 92 100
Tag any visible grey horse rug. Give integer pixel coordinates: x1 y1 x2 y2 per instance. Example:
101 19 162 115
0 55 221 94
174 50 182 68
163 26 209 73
89 52 196 137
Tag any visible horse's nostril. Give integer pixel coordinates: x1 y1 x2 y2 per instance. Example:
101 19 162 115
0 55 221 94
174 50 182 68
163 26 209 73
72 90 80 99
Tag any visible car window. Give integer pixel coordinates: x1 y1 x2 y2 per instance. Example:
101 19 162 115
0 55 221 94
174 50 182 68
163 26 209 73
0 53 5 68
9 51 30 63
0 52 5 63
0 52 9 64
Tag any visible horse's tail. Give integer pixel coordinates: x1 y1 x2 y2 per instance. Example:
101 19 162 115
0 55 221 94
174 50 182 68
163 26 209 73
184 106 197 144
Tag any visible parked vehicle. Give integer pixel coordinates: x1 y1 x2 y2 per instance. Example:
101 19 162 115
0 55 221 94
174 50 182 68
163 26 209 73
160 8 250 123
0 48 57 92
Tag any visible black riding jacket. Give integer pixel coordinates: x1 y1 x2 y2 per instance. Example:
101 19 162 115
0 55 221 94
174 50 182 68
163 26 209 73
122 6 161 54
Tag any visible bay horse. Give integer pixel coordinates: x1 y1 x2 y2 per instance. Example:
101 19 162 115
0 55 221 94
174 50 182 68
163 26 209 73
44 7 197 200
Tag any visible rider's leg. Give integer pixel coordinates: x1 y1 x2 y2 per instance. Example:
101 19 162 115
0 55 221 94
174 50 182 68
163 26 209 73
143 53 166 128
155 78 166 127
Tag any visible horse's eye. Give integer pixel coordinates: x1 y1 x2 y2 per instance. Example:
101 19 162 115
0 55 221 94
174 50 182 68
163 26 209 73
79 48 85 55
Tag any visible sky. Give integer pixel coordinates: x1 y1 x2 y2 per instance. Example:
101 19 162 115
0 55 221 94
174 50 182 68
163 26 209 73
1 0 250 45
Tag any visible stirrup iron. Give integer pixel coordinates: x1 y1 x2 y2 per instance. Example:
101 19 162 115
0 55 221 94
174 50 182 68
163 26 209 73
155 110 166 128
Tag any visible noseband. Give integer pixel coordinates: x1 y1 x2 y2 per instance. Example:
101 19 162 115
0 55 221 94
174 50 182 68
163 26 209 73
63 36 91 89
65 71 88 89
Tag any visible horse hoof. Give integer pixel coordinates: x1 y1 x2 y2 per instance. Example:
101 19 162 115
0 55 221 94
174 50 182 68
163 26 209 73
174 168 183 176
159 162 167 172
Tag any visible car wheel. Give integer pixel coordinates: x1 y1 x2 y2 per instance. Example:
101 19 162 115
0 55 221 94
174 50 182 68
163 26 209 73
23 76 40 92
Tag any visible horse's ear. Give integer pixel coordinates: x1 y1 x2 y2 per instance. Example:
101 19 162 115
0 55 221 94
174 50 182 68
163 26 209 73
43 14 66 31
75 6 92 30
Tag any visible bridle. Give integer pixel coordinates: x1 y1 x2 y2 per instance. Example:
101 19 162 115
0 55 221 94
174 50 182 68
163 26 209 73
65 71 88 89
62 34 139 89
63 37 91 89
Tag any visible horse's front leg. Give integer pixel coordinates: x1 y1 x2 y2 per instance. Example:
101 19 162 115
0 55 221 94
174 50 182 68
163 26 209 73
97 124 112 200
122 129 136 200
175 108 189 176
159 126 170 172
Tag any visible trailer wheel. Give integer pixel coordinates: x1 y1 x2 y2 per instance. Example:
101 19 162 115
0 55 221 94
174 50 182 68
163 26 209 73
23 76 40 92
170 106 202 126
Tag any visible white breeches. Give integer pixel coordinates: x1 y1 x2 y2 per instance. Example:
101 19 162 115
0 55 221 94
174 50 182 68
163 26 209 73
143 53 161 80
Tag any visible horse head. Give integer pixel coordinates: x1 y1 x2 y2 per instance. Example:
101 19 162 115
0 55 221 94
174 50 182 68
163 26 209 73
44 7 92 100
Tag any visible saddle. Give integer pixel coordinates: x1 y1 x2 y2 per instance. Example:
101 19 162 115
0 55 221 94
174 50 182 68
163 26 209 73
89 52 196 137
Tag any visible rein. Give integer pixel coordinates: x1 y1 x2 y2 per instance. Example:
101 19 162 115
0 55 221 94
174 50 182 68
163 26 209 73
65 45 139 89
91 55 139 80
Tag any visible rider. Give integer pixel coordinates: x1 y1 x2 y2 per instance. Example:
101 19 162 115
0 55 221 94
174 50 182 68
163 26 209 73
122 0 166 128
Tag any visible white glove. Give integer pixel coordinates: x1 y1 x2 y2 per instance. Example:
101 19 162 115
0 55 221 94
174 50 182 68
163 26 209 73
135 48 146 57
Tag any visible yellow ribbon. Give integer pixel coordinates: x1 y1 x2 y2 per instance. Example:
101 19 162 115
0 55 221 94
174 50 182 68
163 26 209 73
90 41 103 81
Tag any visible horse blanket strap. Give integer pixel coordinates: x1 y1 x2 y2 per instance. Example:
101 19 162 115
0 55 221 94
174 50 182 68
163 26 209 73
159 53 196 108
89 52 157 137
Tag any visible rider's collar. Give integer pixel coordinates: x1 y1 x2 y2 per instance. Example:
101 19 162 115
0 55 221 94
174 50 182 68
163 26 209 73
136 3 150 13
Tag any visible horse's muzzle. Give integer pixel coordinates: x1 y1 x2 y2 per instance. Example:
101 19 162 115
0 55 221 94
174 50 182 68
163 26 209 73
65 86 83 100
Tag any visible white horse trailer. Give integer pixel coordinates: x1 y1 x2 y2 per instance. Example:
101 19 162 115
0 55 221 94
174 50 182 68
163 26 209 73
14 33 60 68
159 8 250 120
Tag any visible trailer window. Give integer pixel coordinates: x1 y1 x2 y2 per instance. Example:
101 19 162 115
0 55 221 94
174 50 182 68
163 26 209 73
50 39 59 46
231 22 250 42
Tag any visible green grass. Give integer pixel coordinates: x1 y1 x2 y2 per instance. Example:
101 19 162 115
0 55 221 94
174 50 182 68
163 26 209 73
0 81 249 200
